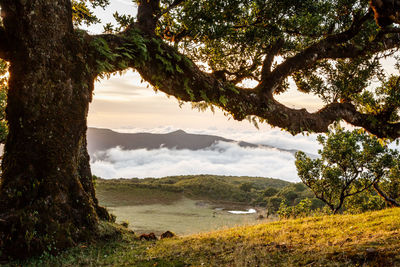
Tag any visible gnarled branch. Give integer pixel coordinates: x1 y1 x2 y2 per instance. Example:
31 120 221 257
88 27 400 138
136 0 160 34
157 0 185 19
261 38 284 80
256 11 381 94
370 0 400 27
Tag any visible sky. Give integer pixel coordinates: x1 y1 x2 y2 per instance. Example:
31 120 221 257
86 2 398 182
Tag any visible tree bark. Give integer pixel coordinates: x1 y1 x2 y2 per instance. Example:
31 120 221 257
0 0 109 259
77 135 112 221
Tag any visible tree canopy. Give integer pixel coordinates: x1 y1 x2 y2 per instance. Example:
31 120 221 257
69 0 400 138
296 127 400 213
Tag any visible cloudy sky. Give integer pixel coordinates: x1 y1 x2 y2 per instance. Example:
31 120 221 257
86 2 397 182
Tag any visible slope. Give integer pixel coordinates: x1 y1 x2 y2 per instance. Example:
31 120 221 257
16 208 400 266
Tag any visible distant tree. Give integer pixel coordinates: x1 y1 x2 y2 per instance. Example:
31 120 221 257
278 198 313 219
1 0 400 258
278 189 299 205
239 182 253 192
266 196 284 213
292 183 307 192
295 127 399 214
263 187 279 197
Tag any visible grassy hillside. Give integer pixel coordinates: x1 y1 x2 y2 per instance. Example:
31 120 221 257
15 208 400 266
96 175 292 205
95 175 288 235
95 175 325 235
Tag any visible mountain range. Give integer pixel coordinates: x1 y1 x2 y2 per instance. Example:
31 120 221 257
87 127 298 156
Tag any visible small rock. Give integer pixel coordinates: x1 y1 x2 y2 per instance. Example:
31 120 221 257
275 243 288 250
365 247 379 260
160 230 175 239
139 233 157 241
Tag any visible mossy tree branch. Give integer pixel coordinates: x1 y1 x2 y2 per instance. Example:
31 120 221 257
86 26 400 138
82 0 400 138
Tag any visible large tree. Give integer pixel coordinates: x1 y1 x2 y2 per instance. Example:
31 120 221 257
0 0 399 259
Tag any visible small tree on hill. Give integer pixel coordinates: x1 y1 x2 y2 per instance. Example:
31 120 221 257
295 127 398 214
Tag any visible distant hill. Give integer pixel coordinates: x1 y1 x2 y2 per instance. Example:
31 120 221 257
96 175 292 206
87 127 298 156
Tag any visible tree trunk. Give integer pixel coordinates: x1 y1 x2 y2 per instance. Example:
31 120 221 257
77 135 112 221
0 0 109 259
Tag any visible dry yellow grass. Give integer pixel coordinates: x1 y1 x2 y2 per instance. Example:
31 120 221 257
147 208 400 266
16 208 400 266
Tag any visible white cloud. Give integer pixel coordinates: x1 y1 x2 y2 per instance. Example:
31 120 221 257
90 141 300 182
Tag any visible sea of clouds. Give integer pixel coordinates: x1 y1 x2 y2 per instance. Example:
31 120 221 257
90 127 322 182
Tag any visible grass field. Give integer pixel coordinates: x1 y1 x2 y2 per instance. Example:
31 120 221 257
15 207 400 266
106 197 273 235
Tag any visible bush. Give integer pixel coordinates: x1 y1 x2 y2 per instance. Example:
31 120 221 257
239 182 253 192
266 196 283 213
263 187 278 197
293 183 307 192
344 191 386 214
278 198 314 219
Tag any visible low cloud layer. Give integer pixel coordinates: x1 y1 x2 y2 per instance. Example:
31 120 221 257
91 141 300 182
113 126 322 155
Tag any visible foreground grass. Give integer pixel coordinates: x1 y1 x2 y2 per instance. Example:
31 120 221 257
11 208 400 266
149 208 400 266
